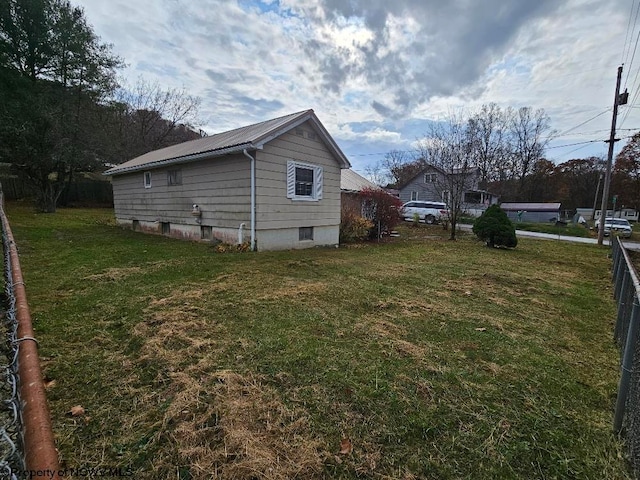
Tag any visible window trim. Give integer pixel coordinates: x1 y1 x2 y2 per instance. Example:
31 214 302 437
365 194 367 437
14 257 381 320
410 191 418 201
286 160 323 202
144 171 152 189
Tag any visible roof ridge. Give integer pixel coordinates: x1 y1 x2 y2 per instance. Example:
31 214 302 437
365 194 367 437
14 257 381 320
205 109 313 139
104 108 353 176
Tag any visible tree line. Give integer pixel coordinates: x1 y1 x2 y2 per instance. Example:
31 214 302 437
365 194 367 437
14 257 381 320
0 0 201 212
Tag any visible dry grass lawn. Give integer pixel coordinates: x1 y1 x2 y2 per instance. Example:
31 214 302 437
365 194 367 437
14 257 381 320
5 205 630 479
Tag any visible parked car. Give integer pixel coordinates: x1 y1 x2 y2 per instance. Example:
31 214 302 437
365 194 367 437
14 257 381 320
596 217 633 238
401 201 449 224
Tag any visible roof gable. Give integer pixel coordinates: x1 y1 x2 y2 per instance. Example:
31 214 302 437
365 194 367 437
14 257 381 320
105 109 350 175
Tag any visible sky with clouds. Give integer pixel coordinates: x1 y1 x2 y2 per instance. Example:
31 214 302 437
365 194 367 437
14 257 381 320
77 0 639 175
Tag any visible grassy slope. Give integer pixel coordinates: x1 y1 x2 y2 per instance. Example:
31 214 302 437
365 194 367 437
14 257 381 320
7 204 629 479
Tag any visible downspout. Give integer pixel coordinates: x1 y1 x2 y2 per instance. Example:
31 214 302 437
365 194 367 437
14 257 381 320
242 149 256 251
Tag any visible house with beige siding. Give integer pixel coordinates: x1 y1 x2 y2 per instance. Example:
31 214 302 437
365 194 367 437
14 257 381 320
104 110 351 251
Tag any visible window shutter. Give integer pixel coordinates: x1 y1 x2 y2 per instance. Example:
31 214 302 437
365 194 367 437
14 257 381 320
314 166 323 200
286 161 295 199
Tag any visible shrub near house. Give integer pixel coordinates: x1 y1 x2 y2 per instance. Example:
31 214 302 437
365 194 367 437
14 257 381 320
473 204 517 248
360 187 403 238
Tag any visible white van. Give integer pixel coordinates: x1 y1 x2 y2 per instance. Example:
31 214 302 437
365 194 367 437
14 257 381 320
402 201 449 224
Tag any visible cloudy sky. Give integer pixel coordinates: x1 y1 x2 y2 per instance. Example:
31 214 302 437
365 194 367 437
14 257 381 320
78 0 638 175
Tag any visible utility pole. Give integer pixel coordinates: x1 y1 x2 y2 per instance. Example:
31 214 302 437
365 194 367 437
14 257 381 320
598 66 625 245
591 172 603 226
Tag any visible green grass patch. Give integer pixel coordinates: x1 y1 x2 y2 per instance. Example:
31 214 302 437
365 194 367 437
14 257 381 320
6 205 628 479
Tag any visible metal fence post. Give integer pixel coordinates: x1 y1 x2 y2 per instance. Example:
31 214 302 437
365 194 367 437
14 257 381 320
615 259 626 301
615 296 640 433
613 237 620 272
614 268 635 346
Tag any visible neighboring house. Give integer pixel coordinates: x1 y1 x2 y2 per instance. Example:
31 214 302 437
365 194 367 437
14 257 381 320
591 208 639 222
340 169 379 217
104 110 351 251
397 164 498 216
501 202 561 223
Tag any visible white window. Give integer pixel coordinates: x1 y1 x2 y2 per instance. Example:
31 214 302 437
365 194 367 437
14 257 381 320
424 173 437 183
144 171 152 188
411 191 418 201
286 161 323 201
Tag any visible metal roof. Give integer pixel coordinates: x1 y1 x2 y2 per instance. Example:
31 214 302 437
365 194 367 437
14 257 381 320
340 169 378 192
105 109 351 176
500 202 561 211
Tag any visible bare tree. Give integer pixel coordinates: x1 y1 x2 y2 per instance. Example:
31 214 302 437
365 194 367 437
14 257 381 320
107 78 202 162
382 149 410 185
364 161 389 187
468 103 510 187
417 112 476 240
507 107 552 198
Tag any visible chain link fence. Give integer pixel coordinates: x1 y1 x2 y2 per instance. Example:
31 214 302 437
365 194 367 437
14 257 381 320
0 192 60 478
612 237 640 477
0 211 25 478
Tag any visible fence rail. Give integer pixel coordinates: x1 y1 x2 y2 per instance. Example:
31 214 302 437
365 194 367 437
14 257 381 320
0 194 59 478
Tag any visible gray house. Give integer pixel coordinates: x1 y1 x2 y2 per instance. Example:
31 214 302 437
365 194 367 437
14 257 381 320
398 164 498 216
104 110 351 251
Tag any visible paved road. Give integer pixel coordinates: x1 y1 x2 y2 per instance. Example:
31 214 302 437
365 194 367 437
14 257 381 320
457 223 640 250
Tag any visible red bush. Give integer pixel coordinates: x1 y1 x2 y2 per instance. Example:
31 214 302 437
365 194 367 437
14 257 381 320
360 187 403 237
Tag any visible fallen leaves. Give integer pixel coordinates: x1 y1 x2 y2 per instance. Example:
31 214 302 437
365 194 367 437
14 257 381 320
339 438 353 455
68 405 85 417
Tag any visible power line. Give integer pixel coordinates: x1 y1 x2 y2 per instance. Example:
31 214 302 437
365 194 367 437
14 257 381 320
554 128 640 138
549 108 611 140
347 136 633 160
547 139 602 150
555 142 599 159
625 3 640 87
554 129 613 138
622 0 637 64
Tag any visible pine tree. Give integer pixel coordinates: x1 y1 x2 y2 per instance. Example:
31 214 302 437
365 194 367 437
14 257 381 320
472 204 517 248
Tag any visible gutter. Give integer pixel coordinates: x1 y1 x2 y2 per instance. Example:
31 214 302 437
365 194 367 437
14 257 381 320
242 149 256 251
104 143 254 176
